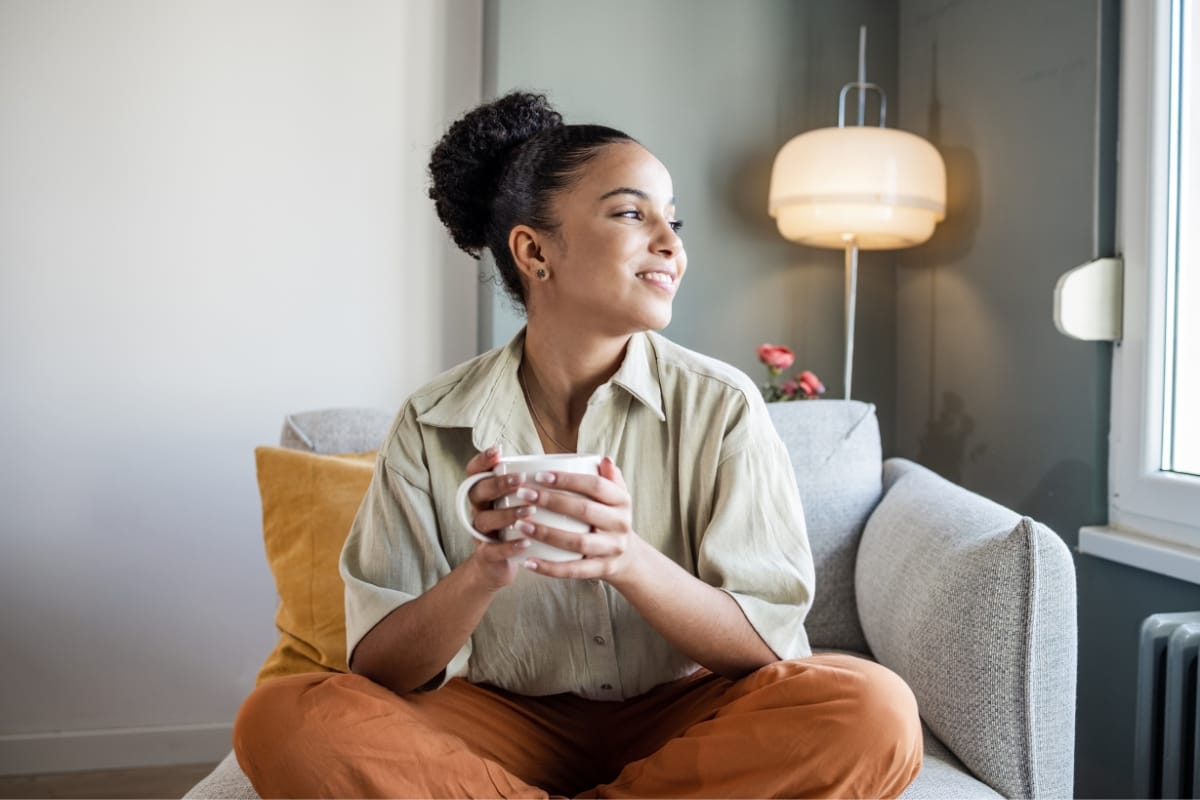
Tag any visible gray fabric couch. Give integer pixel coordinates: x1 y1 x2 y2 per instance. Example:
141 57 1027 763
186 400 1076 799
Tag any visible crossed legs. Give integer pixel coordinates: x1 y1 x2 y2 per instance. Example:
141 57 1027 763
233 653 922 798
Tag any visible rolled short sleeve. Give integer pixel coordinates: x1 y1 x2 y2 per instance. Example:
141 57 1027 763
696 399 815 661
338 407 471 686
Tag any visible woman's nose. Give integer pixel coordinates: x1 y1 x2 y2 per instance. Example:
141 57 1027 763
653 219 681 256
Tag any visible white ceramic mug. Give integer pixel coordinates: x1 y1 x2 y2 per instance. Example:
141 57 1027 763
454 453 603 562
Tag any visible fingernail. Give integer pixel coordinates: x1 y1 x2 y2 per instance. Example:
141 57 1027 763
515 520 535 535
516 539 531 549
535 471 556 484
505 474 520 487
515 506 535 518
516 487 538 502
485 445 500 458
524 559 538 571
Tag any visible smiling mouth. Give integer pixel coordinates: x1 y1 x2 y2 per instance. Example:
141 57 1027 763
636 271 677 287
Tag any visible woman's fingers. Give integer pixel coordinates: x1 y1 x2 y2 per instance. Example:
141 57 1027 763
513 519 621 558
469 538 528 591
598 456 626 490
465 445 502 476
515 486 629 532
464 445 530 510
472 504 536 538
531 465 628 507
525 556 614 580
560 492 624 531
518 523 631 580
467 471 528 510
474 536 532 562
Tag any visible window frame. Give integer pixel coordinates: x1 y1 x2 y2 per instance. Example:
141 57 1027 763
1081 0 1200 584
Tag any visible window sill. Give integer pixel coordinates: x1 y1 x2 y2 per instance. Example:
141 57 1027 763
1079 525 1200 585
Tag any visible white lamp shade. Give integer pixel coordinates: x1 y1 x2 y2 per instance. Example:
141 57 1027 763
768 126 946 250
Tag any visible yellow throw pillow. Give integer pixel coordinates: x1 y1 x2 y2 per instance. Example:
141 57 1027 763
253 446 376 685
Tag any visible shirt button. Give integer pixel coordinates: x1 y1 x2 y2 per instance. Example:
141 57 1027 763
593 635 606 645
601 683 613 691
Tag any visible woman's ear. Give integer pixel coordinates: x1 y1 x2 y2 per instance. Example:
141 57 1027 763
509 225 549 282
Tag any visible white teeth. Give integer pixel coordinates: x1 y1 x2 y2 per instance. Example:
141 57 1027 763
637 272 675 285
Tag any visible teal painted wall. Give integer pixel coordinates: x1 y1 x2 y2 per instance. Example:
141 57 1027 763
896 1 1200 796
481 0 900 453
895 4 1105 536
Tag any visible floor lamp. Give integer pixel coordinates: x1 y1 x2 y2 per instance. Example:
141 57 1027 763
768 26 946 400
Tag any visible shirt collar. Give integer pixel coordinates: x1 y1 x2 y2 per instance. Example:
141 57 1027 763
416 328 666 452
609 331 667 422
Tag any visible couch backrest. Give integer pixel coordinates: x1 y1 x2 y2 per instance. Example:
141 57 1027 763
282 401 883 654
766 400 882 653
279 408 395 454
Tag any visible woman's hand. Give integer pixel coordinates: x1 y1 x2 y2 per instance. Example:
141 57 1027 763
480 454 778 678
463 447 536 590
516 457 647 586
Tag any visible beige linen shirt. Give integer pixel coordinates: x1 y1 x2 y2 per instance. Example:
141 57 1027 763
339 330 815 701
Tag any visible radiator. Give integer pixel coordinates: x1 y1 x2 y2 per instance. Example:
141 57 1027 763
1136 611 1200 799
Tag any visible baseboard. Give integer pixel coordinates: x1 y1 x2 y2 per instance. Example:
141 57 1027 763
0 722 232 776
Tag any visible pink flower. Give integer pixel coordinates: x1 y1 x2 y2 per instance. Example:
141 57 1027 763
753 344 823 403
756 344 795 372
797 370 825 398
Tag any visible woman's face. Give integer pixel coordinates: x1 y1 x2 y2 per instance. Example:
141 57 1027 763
534 142 686 336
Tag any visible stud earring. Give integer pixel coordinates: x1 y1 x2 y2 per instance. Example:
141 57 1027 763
536 268 547 279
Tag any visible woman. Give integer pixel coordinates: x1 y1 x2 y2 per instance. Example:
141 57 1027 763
233 92 922 798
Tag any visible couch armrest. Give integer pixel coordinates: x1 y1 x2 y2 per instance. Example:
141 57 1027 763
856 458 1077 799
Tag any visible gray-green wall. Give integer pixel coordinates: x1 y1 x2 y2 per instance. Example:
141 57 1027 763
896 1 1200 797
481 0 899 454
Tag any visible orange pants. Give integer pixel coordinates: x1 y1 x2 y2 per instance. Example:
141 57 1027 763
233 654 922 798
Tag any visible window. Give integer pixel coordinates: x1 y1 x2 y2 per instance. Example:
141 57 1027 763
1081 0 1200 583
1166 0 1199 478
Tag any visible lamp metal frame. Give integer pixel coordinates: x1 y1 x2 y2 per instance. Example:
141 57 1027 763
835 25 887 399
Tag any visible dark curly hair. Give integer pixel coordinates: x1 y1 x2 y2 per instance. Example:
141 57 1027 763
428 91 636 308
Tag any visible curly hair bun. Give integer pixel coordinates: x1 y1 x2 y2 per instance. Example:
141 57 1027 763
428 92 564 257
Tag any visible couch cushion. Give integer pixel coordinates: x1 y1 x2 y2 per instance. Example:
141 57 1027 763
183 750 260 800
767 400 881 653
857 458 1077 799
254 446 376 683
900 728 1003 799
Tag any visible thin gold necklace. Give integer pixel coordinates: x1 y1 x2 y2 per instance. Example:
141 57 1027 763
518 364 573 452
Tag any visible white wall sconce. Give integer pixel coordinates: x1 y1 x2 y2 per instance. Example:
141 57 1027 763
1054 257 1124 341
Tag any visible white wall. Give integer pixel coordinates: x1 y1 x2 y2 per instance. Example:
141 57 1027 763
0 0 481 773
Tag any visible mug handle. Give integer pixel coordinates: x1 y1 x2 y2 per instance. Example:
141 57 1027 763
455 470 498 544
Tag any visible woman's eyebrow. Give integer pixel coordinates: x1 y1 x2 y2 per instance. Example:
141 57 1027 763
597 187 676 205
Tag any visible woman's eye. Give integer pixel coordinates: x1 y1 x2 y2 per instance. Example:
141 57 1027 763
614 210 682 232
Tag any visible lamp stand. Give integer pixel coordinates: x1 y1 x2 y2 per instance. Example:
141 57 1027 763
843 238 859 400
